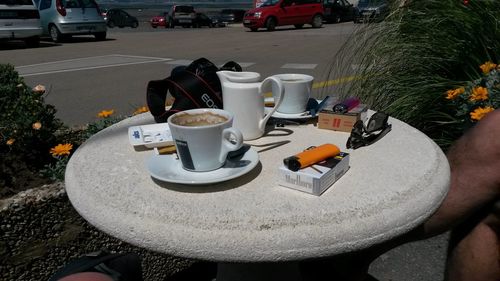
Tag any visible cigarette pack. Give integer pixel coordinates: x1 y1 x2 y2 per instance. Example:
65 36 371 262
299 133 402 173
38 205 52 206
278 152 350 196
318 103 368 132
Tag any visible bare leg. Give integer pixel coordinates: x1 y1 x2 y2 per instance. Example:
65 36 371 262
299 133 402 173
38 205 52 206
444 201 500 281
422 110 500 236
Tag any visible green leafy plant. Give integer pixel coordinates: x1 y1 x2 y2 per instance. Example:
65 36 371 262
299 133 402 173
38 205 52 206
39 109 128 182
0 64 64 195
0 63 143 196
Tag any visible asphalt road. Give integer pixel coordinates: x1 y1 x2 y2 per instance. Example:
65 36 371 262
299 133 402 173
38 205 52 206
0 20 449 280
2 21 357 125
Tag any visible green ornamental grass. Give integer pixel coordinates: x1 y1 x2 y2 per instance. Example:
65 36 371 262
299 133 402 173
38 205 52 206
323 0 500 149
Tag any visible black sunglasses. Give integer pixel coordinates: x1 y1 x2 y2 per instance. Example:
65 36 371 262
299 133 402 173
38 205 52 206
346 112 392 149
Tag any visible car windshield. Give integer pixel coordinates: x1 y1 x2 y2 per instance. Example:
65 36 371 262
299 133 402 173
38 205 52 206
61 0 97 8
259 0 280 7
175 6 194 13
0 0 34 4
358 0 385 5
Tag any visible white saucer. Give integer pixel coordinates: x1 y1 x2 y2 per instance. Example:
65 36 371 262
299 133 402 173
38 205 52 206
146 147 259 185
264 107 315 120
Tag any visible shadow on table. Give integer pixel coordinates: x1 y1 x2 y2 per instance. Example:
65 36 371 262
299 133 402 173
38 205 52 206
151 162 263 193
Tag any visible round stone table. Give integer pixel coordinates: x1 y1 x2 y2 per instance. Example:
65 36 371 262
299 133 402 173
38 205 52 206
65 112 449 281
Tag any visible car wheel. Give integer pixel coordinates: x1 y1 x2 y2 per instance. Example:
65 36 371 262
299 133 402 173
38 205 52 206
169 19 174 28
152 25 157 28
294 24 303 29
94 32 106 41
265 17 276 31
250 27 258 32
311 14 323 28
24 36 40 48
107 21 115 28
49 24 63 43
132 21 138 28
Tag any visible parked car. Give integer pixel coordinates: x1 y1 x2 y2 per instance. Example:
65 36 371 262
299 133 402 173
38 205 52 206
150 12 167 28
104 8 138 28
192 12 225 28
219 9 246 24
167 5 195 28
34 0 107 42
0 0 43 47
353 0 389 23
323 0 355 23
243 0 323 32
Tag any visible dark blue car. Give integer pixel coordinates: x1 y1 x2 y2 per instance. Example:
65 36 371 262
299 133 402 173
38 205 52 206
354 0 389 23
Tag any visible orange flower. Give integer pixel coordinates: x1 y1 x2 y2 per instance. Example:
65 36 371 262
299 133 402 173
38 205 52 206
470 106 495 121
97 109 114 118
6 138 15 145
32 84 46 94
50 143 73 157
133 106 149 115
469 86 488 102
479 61 497 74
32 122 42 130
445 87 465 100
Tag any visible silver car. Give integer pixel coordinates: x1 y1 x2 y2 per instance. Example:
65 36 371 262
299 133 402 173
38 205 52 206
0 0 43 47
34 0 106 42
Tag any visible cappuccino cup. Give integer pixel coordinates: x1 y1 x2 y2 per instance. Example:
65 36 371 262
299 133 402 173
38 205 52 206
271 74 314 114
167 109 243 172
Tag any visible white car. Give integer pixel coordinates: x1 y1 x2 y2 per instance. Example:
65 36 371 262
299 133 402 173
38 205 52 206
0 0 43 47
34 0 106 42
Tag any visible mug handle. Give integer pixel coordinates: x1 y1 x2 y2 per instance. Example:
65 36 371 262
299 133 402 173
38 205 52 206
219 127 244 163
259 77 284 129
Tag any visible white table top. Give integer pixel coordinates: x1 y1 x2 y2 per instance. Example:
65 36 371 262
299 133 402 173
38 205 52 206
65 112 449 262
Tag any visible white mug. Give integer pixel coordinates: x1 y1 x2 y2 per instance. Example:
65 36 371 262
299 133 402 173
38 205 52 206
272 74 314 114
218 71 284 140
167 109 243 172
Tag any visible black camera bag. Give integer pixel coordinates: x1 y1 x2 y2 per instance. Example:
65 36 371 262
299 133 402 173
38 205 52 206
146 57 242 123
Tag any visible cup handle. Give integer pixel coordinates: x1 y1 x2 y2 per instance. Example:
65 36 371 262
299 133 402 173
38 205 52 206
220 127 244 163
259 76 284 128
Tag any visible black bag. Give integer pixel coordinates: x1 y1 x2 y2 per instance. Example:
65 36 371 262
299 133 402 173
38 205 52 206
146 57 242 123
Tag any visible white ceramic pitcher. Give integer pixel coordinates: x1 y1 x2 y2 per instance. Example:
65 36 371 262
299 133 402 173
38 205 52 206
217 71 284 140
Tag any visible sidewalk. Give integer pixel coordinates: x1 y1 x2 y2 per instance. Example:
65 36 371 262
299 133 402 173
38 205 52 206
369 233 449 280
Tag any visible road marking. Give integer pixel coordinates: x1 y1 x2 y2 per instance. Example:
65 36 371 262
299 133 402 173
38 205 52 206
230 62 255 68
166 59 193 66
16 54 173 77
313 76 358 88
166 60 255 68
281 63 317 69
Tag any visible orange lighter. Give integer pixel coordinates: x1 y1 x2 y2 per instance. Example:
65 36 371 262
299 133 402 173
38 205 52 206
283 144 340 171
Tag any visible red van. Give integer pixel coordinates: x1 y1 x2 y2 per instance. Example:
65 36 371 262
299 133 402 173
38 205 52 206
243 0 324 31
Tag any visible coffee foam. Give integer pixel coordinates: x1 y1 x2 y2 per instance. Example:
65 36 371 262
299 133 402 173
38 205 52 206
172 112 228 127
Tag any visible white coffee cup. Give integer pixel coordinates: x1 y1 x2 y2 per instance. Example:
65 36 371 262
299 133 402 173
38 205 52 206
272 74 314 114
167 109 243 172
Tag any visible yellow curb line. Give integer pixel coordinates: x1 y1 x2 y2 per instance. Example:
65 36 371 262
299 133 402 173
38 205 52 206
264 75 358 97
